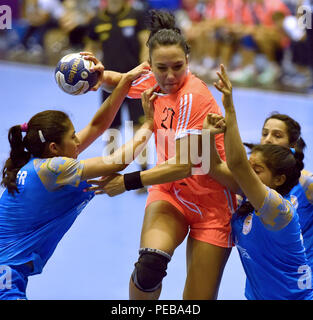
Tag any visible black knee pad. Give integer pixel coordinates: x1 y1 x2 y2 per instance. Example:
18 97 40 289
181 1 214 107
131 248 171 292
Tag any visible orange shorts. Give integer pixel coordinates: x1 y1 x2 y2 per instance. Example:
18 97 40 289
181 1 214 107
145 182 236 248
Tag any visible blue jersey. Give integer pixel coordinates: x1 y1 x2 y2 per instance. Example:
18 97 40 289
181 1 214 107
232 187 313 300
0 157 94 275
292 170 313 268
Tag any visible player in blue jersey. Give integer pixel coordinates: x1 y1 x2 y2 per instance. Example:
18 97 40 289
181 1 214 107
258 113 313 269
204 64 313 300
0 62 155 300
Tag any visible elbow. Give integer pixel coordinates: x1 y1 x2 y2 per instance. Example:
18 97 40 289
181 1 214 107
225 148 249 173
226 158 245 173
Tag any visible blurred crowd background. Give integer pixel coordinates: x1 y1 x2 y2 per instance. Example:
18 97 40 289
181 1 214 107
1 0 313 93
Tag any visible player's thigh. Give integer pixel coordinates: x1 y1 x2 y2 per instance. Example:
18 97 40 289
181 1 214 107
140 200 189 256
184 237 231 300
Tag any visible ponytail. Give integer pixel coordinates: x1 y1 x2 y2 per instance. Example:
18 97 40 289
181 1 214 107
1 125 31 194
146 10 190 57
1 110 71 195
293 140 305 174
295 137 306 154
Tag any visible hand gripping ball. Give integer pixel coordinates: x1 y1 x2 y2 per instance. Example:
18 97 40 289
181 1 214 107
55 53 99 95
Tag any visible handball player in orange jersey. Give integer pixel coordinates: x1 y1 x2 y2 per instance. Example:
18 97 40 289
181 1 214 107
85 10 236 300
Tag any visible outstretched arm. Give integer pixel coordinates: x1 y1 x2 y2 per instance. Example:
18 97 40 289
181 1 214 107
87 133 199 196
76 61 150 154
214 65 268 211
215 66 295 231
80 86 156 181
80 52 150 92
203 113 241 194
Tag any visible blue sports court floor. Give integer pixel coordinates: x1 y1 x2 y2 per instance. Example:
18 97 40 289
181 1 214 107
1 61 313 300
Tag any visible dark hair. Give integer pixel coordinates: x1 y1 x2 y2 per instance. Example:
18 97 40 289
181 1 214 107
252 144 304 195
1 110 71 195
146 10 191 58
237 143 304 216
263 112 306 151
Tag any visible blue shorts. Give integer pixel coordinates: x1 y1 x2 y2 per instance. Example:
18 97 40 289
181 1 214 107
0 264 31 300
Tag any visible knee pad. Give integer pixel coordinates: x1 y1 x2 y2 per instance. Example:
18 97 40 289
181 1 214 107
131 248 171 292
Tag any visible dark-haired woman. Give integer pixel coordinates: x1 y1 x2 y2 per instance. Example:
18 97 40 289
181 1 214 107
259 113 313 269
0 66 154 300
206 65 313 300
87 10 236 300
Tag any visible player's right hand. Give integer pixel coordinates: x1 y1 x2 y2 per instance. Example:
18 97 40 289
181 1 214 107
141 84 158 122
80 52 104 91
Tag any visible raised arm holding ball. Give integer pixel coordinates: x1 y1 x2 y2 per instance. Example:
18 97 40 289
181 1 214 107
0 61 154 300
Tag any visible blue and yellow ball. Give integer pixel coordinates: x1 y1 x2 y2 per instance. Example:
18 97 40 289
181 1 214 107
55 53 99 95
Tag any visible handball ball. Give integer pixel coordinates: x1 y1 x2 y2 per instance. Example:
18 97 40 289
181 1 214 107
55 53 99 95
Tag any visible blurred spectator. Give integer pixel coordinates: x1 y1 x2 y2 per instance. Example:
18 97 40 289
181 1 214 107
199 0 237 74
281 0 313 90
85 0 150 178
58 0 98 49
228 0 291 86
147 0 181 10
305 0 313 92
2 0 312 94
176 0 237 77
6 0 64 63
44 0 98 65
4 0 98 65
175 0 207 75
0 0 20 59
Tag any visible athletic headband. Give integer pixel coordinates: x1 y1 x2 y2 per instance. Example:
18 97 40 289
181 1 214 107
20 123 28 132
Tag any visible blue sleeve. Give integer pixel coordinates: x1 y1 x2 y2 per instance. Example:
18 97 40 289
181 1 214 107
300 170 313 205
33 157 85 191
256 187 295 231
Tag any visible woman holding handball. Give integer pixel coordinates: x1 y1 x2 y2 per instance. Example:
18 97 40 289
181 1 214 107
0 63 154 300
86 10 236 300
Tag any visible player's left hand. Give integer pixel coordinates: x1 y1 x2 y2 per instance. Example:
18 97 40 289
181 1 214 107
203 113 226 135
125 61 151 81
213 64 234 110
87 174 126 196
141 84 158 122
